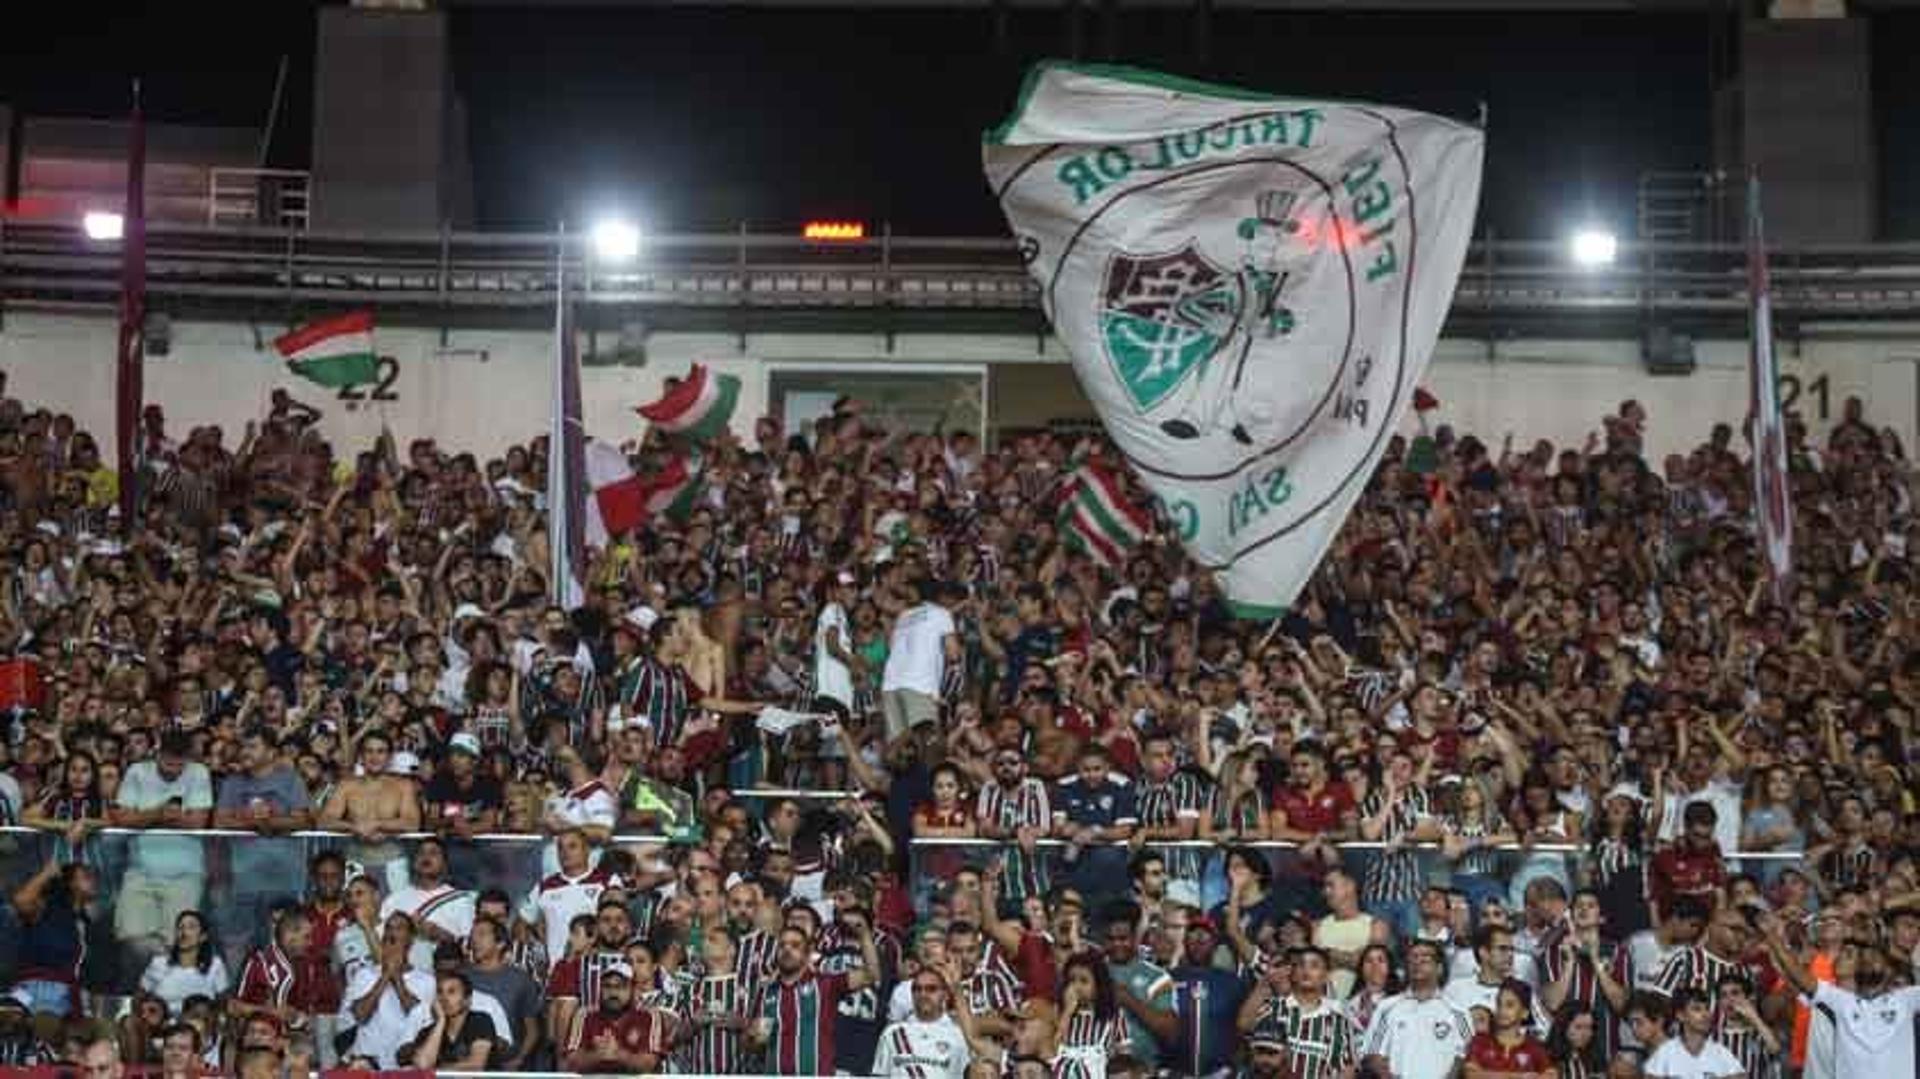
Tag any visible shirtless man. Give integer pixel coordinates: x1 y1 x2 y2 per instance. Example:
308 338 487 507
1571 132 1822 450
321 732 422 885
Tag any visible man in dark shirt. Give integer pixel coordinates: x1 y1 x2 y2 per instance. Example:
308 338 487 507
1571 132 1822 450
1052 745 1139 904
1169 919 1246 1076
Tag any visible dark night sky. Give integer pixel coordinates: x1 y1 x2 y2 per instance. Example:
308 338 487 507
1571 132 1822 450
5 2 1918 239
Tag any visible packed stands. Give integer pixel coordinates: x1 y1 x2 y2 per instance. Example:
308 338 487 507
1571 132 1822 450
0 376 1913 1078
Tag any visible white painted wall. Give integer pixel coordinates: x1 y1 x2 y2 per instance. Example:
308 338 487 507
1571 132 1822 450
0 309 1914 465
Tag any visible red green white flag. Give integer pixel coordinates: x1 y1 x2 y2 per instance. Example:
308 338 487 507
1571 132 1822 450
637 363 741 440
273 310 379 388
1059 459 1151 567
582 443 703 546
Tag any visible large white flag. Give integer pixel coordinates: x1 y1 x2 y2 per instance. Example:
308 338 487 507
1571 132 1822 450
986 63 1483 617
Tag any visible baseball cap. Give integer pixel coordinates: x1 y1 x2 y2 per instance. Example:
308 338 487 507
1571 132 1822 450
1248 1022 1287 1051
625 606 660 633
602 960 634 981
387 751 423 777
0 989 29 1012
448 733 482 757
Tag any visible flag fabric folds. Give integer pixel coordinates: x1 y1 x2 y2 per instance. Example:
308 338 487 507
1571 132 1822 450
1746 175 1794 602
273 311 380 388
985 62 1483 617
638 363 741 441
1058 458 1151 567
582 444 703 546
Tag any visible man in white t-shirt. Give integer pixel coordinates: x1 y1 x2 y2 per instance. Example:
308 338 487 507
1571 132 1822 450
1644 988 1743 1079
1763 913 1920 1079
812 571 860 718
879 579 960 741
380 839 475 972
872 969 971 1079
1361 941 1473 1079
520 830 626 970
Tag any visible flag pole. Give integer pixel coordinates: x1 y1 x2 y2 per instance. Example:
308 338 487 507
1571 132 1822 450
115 78 147 535
548 225 588 610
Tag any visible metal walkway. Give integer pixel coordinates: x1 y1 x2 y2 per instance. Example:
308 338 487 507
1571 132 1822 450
5 221 1920 330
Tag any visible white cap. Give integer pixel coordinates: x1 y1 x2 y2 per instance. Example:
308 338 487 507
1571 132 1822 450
448 732 482 757
452 603 486 622
1604 782 1647 804
387 751 423 777
625 606 660 633
836 571 858 586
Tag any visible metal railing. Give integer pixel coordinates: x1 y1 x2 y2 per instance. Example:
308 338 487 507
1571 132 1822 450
4 219 1920 321
207 168 312 231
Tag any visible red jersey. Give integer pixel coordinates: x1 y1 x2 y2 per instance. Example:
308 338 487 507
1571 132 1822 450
1273 781 1356 834
236 944 321 1014
566 1005 671 1074
1465 1031 1553 1073
1648 841 1725 917
1011 931 1057 1001
303 901 355 1011
548 949 631 1013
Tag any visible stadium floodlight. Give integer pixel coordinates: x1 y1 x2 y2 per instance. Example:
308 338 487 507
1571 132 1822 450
83 211 125 241
590 218 643 264
1570 228 1617 268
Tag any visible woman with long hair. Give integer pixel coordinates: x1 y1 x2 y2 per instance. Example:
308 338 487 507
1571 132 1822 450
1439 778 1516 917
1464 980 1557 1079
1507 771 1579 909
23 751 109 866
1741 765 1807 887
138 911 230 1018
1048 952 1124 1079
1584 785 1653 939
1202 747 1271 840
1348 943 1402 1033
1545 1003 1604 1079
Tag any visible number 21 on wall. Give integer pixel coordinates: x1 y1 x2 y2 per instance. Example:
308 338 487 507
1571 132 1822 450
1776 372 1829 422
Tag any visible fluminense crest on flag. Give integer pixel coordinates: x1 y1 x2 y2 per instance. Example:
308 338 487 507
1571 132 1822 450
638 363 742 441
985 62 1483 617
274 310 380 389
1058 458 1152 567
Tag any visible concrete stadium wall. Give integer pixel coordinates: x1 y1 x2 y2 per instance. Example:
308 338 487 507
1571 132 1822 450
0 309 1915 465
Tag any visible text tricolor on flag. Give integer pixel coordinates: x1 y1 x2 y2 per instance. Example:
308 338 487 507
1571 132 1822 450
638 363 741 441
273 310 380 388
1058 458 1151 567
985 62 1483 617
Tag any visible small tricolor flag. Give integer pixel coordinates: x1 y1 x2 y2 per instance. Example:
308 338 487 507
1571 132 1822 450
274 311 379 388
582 444 704 547
638 363 741 441
1058 458 1152 567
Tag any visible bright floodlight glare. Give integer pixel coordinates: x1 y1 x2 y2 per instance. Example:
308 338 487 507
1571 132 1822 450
83 211 125 241
590 219 642 263
1570 228 1617 267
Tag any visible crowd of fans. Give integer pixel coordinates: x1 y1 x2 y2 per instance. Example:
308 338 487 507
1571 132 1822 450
0 369 1917 1079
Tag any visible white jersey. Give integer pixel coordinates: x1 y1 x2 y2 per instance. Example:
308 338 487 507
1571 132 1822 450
1359 991 1474 1079
520 865 624 971
380 883 476 971
1644 1036 1744 1079
872 1014 972 1079
1805 983 1920 1079
813 601 854 707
